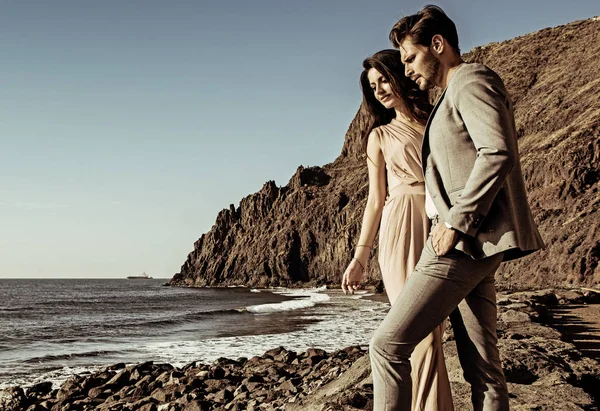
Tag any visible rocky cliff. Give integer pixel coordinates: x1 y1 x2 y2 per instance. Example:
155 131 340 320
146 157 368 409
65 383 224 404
170 17 600 289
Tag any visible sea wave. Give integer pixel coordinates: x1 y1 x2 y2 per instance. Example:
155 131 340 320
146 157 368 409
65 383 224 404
0 364 106 390
245 290 330 314
0 306 24 312
138 289 388 368
23 350 124 364
0 292 334 346
135 291 332 325
73 291 331 328
143 308 243 326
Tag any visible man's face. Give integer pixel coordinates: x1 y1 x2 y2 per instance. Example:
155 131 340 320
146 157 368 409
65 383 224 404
399 38 440 90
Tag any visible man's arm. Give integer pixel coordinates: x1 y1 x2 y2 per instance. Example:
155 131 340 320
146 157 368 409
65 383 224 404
446 74 517 237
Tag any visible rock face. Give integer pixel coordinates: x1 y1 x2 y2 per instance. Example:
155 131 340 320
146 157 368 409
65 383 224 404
5 289 599 411
170 17 600 289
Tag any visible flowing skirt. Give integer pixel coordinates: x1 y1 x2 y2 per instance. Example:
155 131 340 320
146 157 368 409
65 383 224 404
378 192 454 411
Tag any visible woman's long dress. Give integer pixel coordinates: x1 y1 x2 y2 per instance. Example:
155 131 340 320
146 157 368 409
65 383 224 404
375 118 454 411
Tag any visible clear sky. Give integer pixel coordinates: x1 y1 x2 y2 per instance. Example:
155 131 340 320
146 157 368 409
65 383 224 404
1 1 598 278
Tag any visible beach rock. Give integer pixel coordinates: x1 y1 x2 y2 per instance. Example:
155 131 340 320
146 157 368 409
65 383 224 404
87 386 110 399
128 361 154 381
263 346 286 358
106 363 126 371
137 403 159 411
26 381 53 400
555 289 587 304
105 370 130 387
134 374 154 390
208 367 226 380
212 388 233 403
0 387 28 411
507 382 594 411
38 400 55 409
150 384 183 403
181 400 211 411
500 309 532 323
12 289 600 411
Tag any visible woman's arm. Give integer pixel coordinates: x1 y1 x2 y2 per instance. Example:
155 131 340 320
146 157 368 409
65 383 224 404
342 130 387 294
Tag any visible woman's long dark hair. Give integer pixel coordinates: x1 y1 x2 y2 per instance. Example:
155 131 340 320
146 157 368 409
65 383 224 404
360 49 432 153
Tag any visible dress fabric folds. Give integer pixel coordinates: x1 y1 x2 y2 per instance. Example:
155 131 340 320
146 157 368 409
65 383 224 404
375 118 454 411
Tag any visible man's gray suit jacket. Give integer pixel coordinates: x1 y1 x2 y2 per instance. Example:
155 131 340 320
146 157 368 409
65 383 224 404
423 63 545 261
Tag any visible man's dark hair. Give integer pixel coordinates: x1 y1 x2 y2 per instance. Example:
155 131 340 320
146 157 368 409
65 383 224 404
389 5 460 54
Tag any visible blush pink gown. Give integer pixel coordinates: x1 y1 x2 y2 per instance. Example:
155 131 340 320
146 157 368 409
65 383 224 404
374 118 454 411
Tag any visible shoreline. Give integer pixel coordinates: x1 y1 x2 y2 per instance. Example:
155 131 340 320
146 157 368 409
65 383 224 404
0 286 389 394
2 288 600 411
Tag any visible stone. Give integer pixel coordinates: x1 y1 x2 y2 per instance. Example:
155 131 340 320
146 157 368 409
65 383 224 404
106 363 126 371
87 387 109 399
26 382 53 400
211 388 233 404
204 379 227 393
181 400 211 411
278 379 298 393
105 370 131 387
195 370 210 379
501 309 532 323
306 348 327 358
150 385 180 403
0 387 28 411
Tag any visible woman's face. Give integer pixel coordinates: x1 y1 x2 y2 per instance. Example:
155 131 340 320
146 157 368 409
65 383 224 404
367 68 401 110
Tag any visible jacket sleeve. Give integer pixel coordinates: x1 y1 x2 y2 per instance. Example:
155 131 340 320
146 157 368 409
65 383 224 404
446 75 517 236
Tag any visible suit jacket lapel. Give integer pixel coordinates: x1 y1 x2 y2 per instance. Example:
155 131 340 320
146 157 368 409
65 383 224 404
421 88 448 172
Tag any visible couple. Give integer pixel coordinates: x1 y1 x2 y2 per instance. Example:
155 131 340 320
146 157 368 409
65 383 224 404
342 5 544 411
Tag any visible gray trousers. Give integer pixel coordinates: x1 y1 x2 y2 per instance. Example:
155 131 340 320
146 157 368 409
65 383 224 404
369 236 509 411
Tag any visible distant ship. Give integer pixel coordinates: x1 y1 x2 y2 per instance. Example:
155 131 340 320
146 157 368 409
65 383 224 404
127 271 153 280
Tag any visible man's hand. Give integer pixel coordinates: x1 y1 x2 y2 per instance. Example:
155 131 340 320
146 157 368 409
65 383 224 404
341 259 366 295
431 223 460 256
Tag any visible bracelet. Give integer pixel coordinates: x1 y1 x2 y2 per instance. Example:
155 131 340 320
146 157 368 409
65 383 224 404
355 244 372 249
352 258 365 270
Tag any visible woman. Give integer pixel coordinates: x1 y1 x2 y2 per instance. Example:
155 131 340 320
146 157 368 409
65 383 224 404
341 50 454 411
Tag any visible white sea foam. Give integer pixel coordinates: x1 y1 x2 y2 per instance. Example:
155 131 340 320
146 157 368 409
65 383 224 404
245 292 330 313
243 286 331 313
0 364 105 390
138 289 389 368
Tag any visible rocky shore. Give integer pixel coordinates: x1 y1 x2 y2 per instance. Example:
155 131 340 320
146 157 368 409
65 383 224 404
2 288 599 411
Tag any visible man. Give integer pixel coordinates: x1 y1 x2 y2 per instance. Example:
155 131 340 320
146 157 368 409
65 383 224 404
367 5 545 411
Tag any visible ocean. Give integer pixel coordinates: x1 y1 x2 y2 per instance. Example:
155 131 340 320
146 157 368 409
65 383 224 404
0 279 389 390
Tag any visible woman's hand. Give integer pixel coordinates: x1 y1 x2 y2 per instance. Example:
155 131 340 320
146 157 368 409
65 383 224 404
341 259 366 295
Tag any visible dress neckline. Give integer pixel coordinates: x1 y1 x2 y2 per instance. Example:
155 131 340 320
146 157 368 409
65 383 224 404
390 117 424 135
